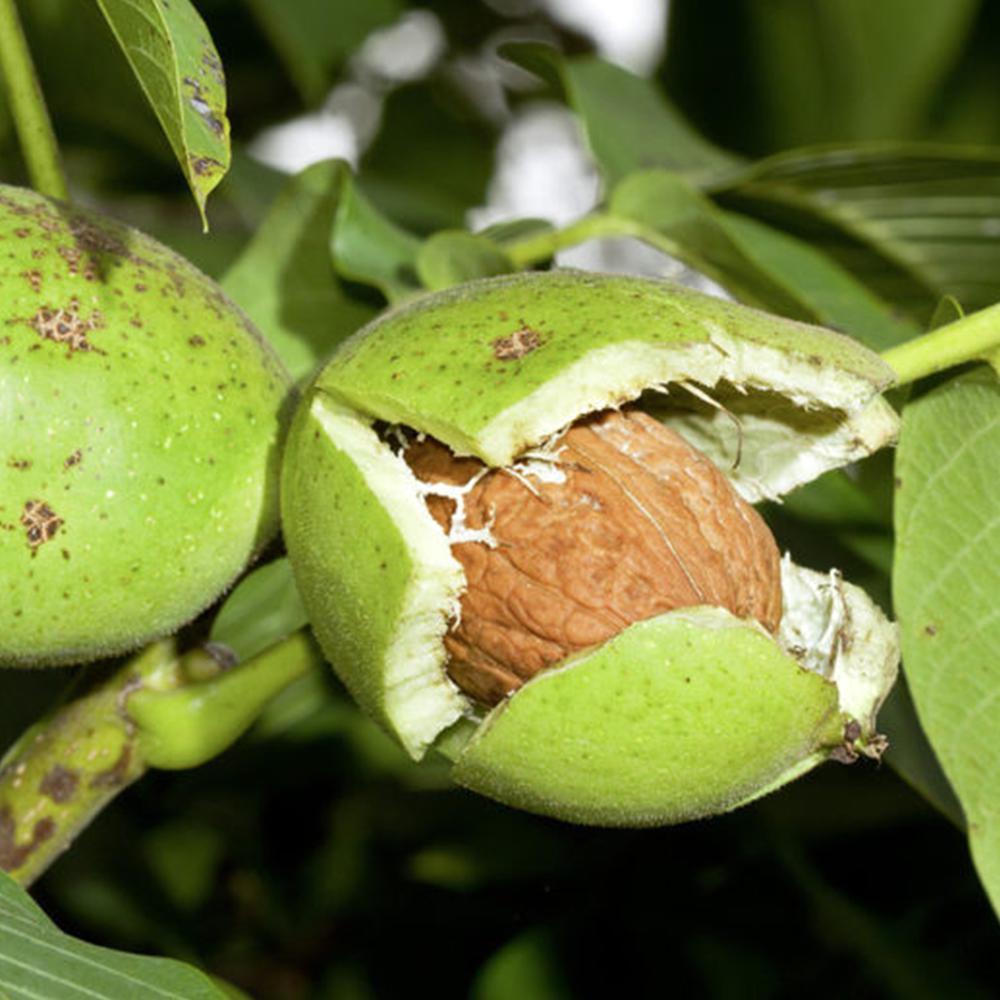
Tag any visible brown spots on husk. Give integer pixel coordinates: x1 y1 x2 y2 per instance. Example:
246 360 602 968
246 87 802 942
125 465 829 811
58 244 99 281
21 500 63 551
20 269 42 291
29 301 104 354
492 325 541 361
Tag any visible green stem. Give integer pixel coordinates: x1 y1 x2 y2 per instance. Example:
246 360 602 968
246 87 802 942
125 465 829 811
0 643 176 887
504 213 661 268
0 631 320 887
881 301 1000 386
0 0 68 199
128 630 320 769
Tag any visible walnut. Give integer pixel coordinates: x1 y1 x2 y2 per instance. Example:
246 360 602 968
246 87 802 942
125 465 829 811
405 408 783 706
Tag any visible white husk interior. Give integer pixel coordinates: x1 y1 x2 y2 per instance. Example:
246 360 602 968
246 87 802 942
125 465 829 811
778 558 899 735
311 399 467 758
477 333 898 501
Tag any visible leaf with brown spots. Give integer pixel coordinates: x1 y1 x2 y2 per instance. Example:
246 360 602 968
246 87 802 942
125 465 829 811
95 0 230 229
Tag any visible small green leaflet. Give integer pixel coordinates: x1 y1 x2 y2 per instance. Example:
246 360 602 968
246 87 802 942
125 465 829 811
894 367 1000 917
210 558 307 663
0 871 226 999
95 0 231 228
416 231 513 290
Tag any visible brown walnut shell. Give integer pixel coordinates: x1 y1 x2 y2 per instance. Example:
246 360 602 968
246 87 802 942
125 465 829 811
405 408 783 706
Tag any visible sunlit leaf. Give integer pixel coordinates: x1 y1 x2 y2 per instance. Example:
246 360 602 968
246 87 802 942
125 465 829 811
610 169 919 347
95 0 231 227
894 366 1000 916
0 871 225 999
478 218 555 245
501 44 738 189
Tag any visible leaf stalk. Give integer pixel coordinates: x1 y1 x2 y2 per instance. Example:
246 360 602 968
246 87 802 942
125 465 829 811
0 0 68 199
881 302 1000 387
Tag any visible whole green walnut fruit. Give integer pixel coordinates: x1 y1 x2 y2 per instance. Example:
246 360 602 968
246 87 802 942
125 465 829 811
281 270 900 825
0 185 291 667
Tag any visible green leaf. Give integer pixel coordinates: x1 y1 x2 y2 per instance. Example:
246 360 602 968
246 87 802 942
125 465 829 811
242 0 401 105
472 929 570 1000
878 675 964 828
719 144 1000 319
781 469 888 527
215 149 287 231
416 231 513 290
501 44 739 188
360 81 495 232
0 870 226 999
332 180 421 302
210 559 307 663
95 0 231 228
746 0 979 141
664 0 980 151
221 160 378 380
894 366 1000 916
610 169 919 348
142 820 225 912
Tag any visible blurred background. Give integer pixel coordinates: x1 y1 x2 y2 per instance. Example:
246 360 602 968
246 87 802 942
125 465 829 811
2 0 1000 996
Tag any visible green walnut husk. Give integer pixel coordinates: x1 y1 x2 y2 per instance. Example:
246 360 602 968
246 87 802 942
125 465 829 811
282 270 900 825
0 185 290 668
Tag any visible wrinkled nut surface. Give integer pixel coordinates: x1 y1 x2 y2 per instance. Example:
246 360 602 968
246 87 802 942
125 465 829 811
405 408 783 706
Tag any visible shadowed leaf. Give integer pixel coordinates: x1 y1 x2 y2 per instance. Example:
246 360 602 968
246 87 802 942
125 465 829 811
221 160 377 379
718 145 1000 321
